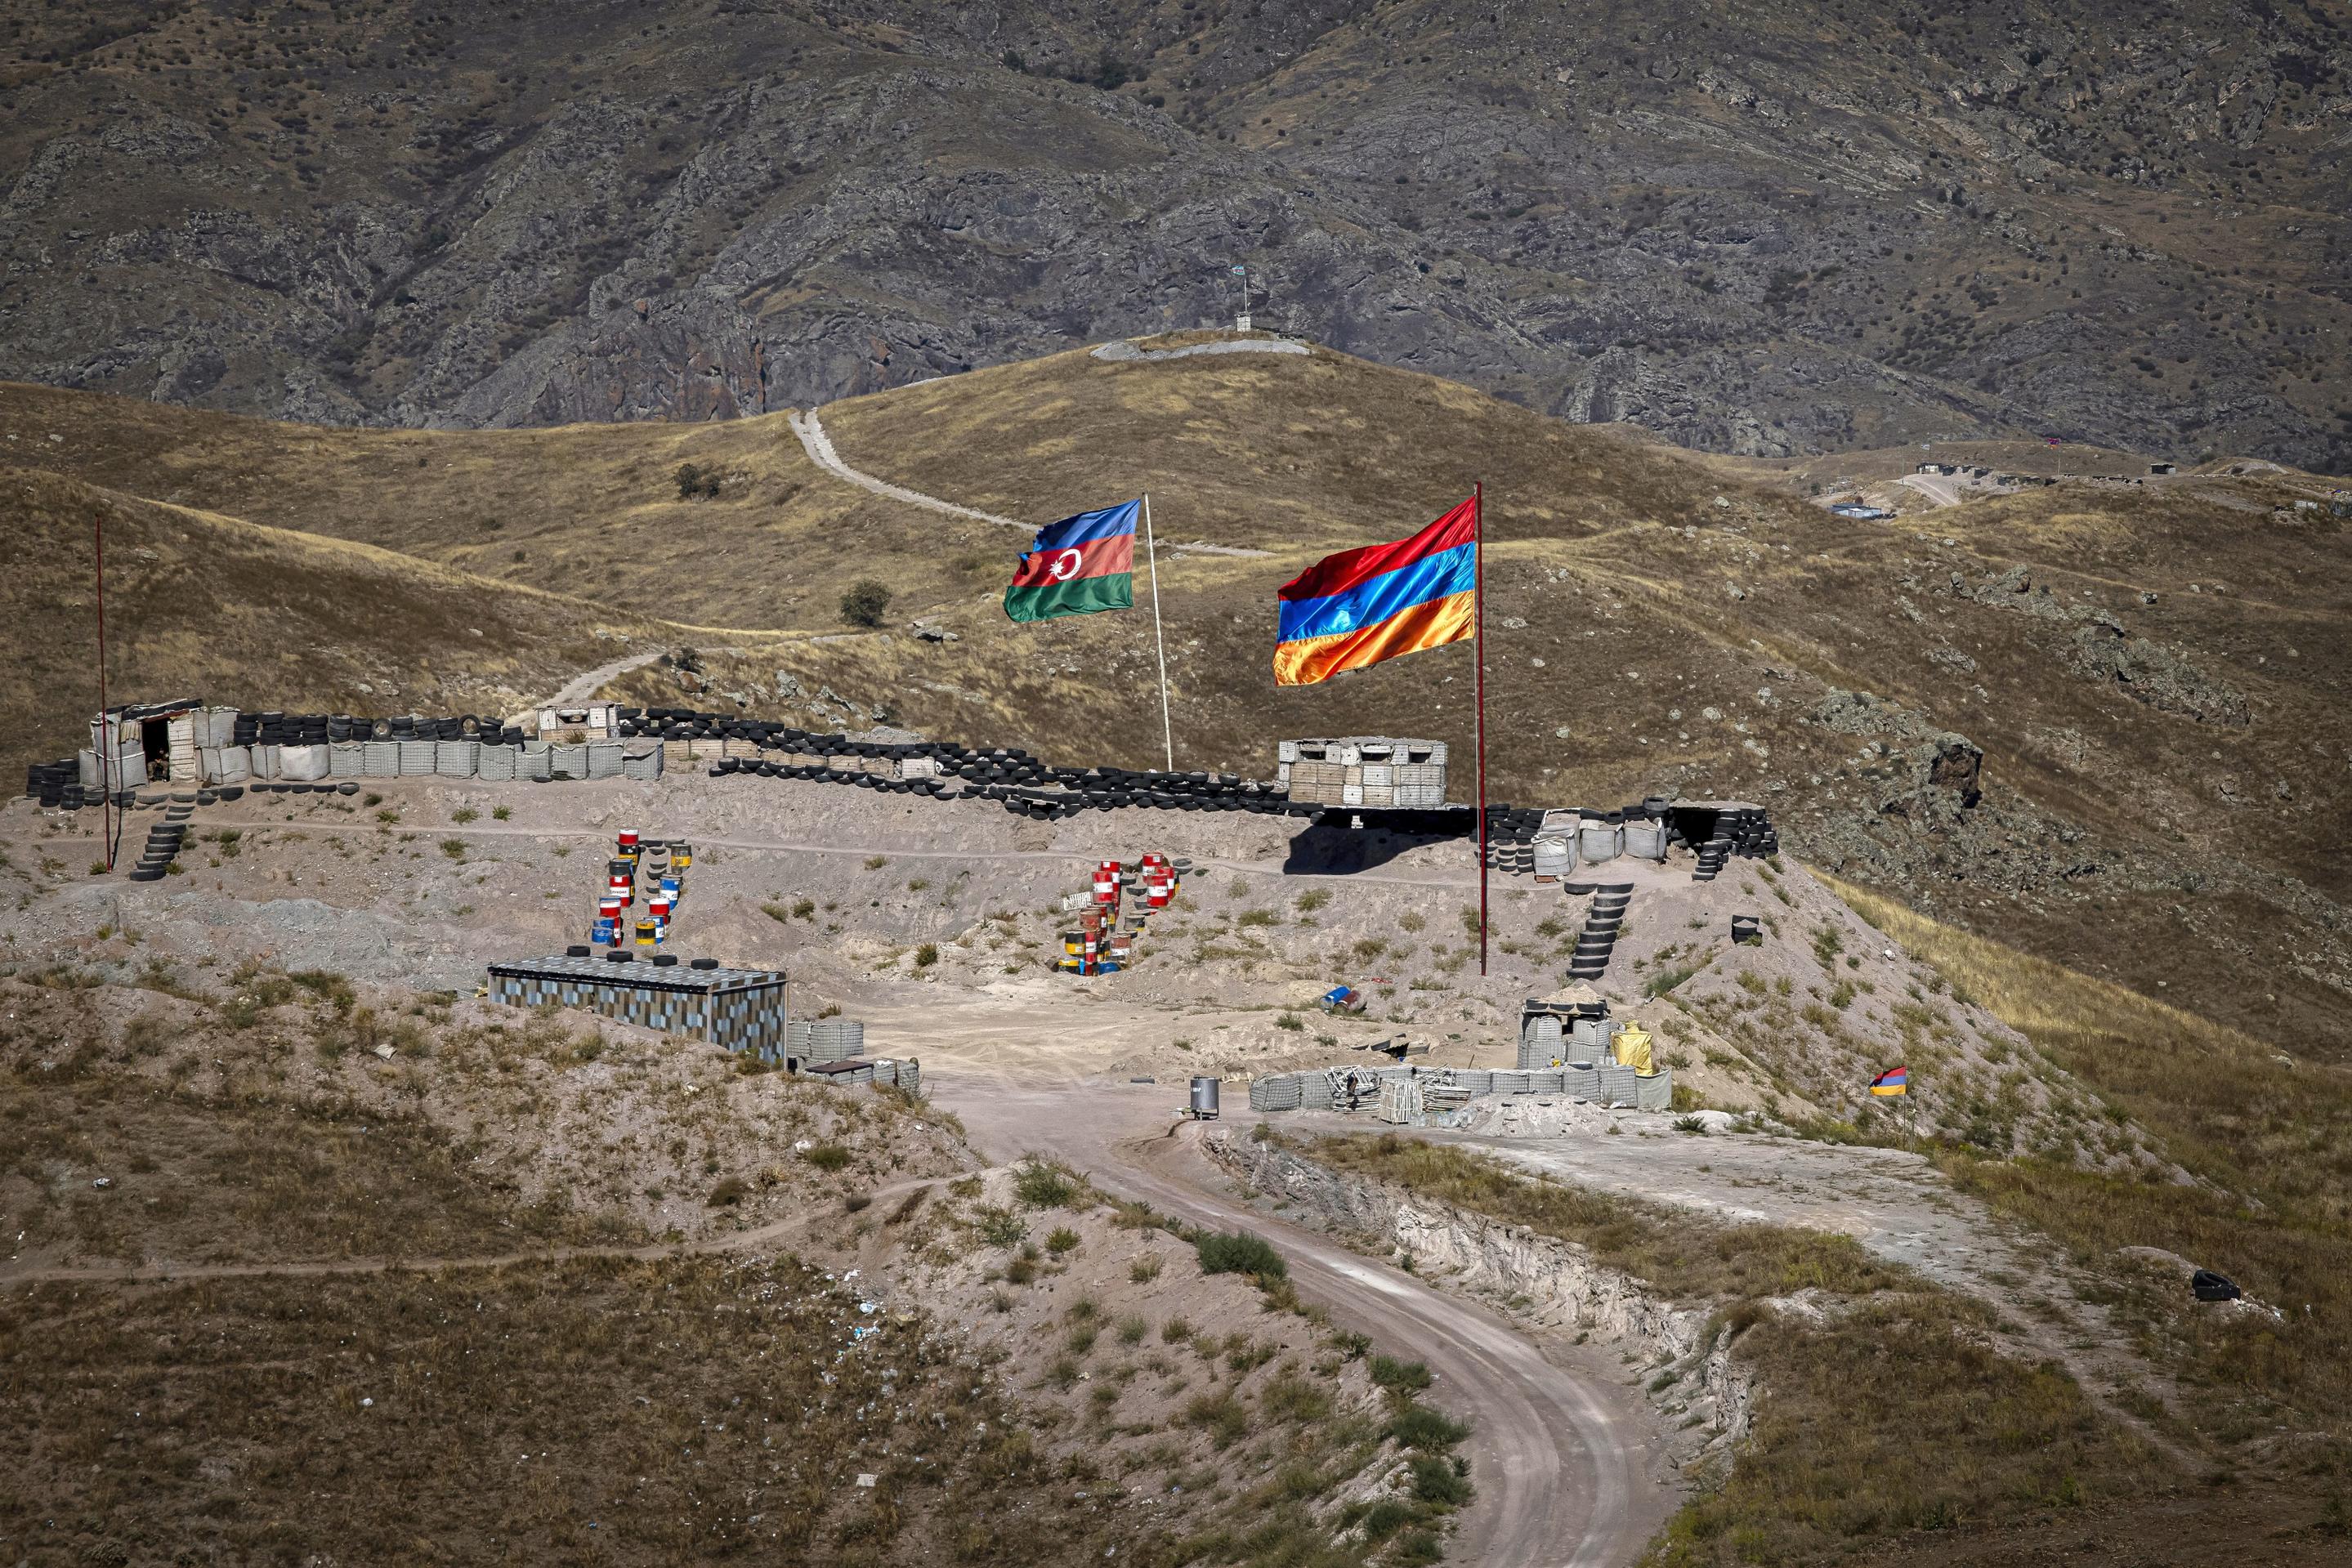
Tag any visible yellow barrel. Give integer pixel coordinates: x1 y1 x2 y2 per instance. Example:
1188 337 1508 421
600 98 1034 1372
634 919 657 948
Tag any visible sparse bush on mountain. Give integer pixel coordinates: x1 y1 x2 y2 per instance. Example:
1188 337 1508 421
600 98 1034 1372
840 579 892 627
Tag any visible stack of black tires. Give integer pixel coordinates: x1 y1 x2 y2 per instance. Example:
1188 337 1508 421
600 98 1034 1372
128 821 186 882
1566 882 1634 981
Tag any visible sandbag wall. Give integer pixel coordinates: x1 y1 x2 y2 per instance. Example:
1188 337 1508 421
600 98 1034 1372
1247 1061 1670 1114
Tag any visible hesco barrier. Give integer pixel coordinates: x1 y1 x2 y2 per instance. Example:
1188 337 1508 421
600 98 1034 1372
1244 1061 1670 1114
485 954 789 1058
42 703 1779 878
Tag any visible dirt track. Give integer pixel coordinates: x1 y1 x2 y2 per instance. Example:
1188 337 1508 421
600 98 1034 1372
944 1075 1676 1568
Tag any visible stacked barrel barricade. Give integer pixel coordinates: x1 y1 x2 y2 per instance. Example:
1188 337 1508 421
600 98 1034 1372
1059 852 1183 975
589 828 691 951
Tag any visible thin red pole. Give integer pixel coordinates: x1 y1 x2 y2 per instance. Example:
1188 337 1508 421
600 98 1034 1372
1473 481 1487 977
95 510 113 870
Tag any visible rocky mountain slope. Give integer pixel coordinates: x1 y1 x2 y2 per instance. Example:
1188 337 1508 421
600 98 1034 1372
2 1 2347 467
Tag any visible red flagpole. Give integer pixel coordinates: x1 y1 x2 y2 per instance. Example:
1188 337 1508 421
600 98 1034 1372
96 510 114 872
1473 481 1487 976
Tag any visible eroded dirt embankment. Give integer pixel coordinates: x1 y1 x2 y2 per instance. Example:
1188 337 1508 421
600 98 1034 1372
1204 1130 1755 1471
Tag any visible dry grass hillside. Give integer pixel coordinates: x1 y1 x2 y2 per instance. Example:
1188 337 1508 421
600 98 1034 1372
2 460 646 775
0 963 1477 1567
7 337 2348 1067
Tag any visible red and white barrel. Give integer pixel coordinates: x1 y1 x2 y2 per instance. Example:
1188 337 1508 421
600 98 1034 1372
618 829 640 850
1093 860 1121 906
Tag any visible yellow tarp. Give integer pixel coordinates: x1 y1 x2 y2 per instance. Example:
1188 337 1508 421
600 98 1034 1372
1612 1025 1653 1073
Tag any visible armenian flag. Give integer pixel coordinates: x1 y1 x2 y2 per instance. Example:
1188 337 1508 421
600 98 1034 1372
1273 496 1478 686
1870 1066 1908 1097
1004 500 1139 622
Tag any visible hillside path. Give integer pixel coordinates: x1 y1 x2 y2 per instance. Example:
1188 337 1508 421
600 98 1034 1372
788 405 1271 557
788 409 1029 530
943 1075 1673 1568
0 1173 944 1288
546 646 668 706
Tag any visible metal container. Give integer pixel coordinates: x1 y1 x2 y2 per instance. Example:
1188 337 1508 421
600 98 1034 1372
1189 1076 1221 1118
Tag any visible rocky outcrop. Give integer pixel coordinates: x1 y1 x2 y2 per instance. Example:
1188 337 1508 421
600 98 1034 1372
2068 623 2250 726
1206 1132 1757 1463
1942 567 2252 726
1809 689 1984 815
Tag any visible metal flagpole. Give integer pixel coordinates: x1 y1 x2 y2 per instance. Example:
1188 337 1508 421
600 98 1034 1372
95 509 114 872
1473 481 1488 976
1142 494 1175 771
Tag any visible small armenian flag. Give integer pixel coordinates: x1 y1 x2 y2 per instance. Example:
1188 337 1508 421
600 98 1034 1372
1870 1066 1908 1097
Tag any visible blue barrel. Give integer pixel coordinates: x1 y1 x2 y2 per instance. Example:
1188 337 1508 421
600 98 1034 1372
592 917 616 945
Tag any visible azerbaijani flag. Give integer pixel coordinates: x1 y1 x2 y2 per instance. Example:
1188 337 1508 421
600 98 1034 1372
1273 496 1478 686
1870 1066 1908 1097
1004 500 1139 623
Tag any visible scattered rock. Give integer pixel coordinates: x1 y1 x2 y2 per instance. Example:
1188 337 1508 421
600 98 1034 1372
2068 623 2249 726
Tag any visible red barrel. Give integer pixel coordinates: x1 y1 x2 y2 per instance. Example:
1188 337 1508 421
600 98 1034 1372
618 829 640 850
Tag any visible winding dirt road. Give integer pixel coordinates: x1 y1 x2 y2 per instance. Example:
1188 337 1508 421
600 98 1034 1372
942 1075 1675 1568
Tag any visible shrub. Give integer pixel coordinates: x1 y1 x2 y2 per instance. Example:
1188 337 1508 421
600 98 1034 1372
1261 1374 1331 1423
674 462 721 499
1646 964 1699 998
1182 1391 1250 1448
491 805 510 820
1195 1230 1286 1280
914 942 939 969
1388 1401 1472 1450
1370 1355 1433 1395
1044 1226 1081 1256
840 579 892 627
1273 1013 1304 1033
803 1142 852 1172
439 838 467 860
1116 1314 1148 1346
1394 1529 1446 1565
1013 1158 1080 1208
1408 1453 1473 1506
1295 888 1331 913
707 1176 749 1206
1130 1253 1164 1283
977 1208 1027 1247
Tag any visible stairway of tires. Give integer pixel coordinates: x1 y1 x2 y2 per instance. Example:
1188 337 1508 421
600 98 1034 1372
126 804 193 882
1563 881 1633 982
